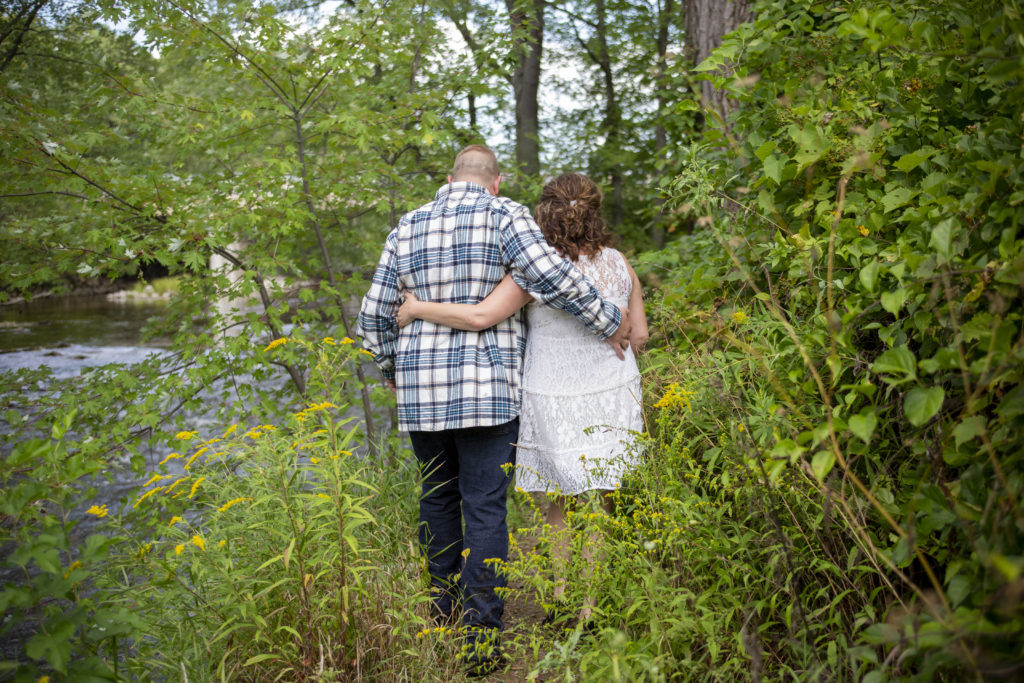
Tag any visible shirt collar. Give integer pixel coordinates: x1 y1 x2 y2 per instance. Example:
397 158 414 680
434 181 490 202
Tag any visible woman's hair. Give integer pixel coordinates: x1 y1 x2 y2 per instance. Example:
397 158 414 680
533 173 614 261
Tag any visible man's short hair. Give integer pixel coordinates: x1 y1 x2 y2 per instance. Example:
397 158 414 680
451 145 500 183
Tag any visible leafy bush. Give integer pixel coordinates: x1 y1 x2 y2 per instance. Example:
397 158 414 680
590 0 1024 679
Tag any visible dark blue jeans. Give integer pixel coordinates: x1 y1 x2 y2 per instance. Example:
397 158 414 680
409 418 518 635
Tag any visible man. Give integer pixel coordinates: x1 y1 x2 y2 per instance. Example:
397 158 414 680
359 145 629 674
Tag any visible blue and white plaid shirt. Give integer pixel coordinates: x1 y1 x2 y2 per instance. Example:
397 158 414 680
358 181 622 432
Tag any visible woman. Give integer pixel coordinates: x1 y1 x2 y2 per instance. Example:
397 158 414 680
397 173 648 624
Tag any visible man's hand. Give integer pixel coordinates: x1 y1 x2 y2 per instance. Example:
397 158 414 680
607 307 632 360
385 379 397 393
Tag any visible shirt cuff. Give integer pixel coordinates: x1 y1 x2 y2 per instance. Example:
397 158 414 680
596 301 622 341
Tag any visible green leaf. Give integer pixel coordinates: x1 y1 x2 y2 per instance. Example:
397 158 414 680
848 412 877 444
953 415 986 447
880 288 907 314
754 140 776 161
872 347 917 380
930 218 957 262
881 187 914 213
904 386 945 426
763 154 784 183
790 124 828 167
811 450 836 481
894 147 934 172
859 260 879 293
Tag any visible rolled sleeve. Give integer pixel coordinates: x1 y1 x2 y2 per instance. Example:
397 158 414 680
358 230 401 380
500 206 621 340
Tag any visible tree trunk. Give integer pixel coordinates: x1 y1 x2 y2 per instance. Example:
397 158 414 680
652 0 676 247
506 0 543 177
683 0 751 121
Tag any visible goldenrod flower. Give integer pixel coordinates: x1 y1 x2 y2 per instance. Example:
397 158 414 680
192 535 205 551
218 540 226 549
341 337 355 345
858 224 870 237
63 560 82 579
143 474 166 487
310 457 320 464
184 447 208 470
217 497 252 513
653 383 696 411
322 336 336 345
86 504 109 518
316 493 331 500
164 477 186 495
134 486 166 508
222 424 239 437
264 338 287 352
158 452 182 466
730 310 748 324
168 516 183 527
188 477 206 499
175 431 198 441
38 676 50 683
174 544 184 556
360 349 374 356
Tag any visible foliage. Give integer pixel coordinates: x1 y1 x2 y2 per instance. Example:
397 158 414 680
0 339 463 681
611 0 1024 678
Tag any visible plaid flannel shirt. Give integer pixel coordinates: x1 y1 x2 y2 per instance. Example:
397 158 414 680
358 182 622 432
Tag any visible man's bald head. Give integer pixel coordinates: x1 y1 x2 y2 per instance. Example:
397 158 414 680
451 145 500 186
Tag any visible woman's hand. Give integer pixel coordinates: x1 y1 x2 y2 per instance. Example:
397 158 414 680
396 290 420 328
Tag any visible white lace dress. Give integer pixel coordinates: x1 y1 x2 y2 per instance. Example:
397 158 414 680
516 247 643 494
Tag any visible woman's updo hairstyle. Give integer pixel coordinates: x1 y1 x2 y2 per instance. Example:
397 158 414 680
533 173 614 261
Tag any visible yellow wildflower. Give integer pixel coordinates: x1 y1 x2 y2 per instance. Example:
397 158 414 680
175 431 198 441
143 474 166 487
360 349 374 356
133 486 166 508
316 493 331 500
244 429 263 439
653 383 696 411
157 452 182 466
86 504 109 518
730 310 748 324
322 336 336 345
218 540 226 549
222 424 239 438
174 544 184 556
310 457 320 464
168 516 183 527
858 224 870 237
164 477 186 495
201 437 222 447
184 447 208 470
63 560 82 579
217 497 252 513
341 337 355 345
188 477 206 499
38 676 50 683
192 535 205 551
264 338 287 352
138 543 152 559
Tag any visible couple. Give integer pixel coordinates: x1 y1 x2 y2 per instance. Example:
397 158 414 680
358 145 647 673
